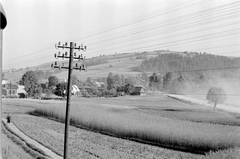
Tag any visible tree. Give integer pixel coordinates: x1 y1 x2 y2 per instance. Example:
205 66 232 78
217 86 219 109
120 75 125 86
107 72 114 90
149 73 162 90
125 76 136 85
206 87 227 111
55 82 67 97
72 75 79 85
113 74 121 88
141 72 148 83
162 72 173 90
20 71 39 97
86 77 93 86
125 83 135 95
48 76 59 88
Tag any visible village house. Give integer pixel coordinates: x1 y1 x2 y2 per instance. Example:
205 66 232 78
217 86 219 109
72 85 81 96
17 85 27 98
95 82 105 88
130 85 146 96
2 83 19 98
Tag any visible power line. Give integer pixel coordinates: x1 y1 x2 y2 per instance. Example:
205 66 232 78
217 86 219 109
81 2 240 46
86 17 240 48
52 42 87 159
7 0 206 62
11 1 240 59
70 0 207 42
6 1 240 67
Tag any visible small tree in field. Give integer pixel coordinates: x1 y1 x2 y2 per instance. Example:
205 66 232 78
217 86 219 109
206 87 227 111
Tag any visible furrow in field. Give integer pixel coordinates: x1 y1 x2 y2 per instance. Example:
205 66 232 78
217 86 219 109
12 114 202 159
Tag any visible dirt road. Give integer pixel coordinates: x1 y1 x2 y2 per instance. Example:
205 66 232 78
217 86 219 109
166 94 240 114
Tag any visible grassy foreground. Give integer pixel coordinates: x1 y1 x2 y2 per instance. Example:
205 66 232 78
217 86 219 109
31 95 240 153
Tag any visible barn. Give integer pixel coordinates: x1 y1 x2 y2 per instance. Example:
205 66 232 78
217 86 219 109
130 85 146 96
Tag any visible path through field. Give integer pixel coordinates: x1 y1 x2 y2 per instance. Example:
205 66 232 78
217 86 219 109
166 94 240 114
12 114 203 159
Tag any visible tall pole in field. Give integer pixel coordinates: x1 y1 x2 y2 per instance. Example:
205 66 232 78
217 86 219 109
0 2 7 158
10 81 11 98
52 42 87 159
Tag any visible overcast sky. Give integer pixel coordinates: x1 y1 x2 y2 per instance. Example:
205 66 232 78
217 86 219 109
2 0 240 70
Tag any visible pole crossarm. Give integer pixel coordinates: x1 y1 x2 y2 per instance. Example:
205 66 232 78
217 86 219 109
55 42 87 51
51 63 87 71
51 42 87 72
51 41 87 159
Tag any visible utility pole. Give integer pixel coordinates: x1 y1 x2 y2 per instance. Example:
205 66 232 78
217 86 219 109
52 42 87 159
10 81 11 98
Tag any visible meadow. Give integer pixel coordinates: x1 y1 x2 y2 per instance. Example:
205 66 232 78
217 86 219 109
30 95 240 154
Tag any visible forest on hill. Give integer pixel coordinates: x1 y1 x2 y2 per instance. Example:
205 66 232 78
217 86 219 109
132 53 240 94
133 53 240 78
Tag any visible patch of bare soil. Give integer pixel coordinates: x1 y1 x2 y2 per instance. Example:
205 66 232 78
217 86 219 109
12 114 203 159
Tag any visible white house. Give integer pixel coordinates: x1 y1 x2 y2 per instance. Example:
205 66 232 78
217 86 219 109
95 82 105 87
2 79 9 85
17 85 27 98
72 85 81 96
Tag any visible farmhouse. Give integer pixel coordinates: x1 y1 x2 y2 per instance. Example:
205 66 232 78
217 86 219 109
131 85 146 96
95 82 105 88
2 79 9 85
72 85 81 96
2 83 19 97
17 85 27 98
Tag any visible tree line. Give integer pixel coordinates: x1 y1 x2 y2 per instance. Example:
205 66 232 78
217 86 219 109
19 71 140 98
133 53 240 78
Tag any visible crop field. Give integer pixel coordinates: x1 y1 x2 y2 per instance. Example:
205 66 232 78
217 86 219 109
32 96 240 152
1 129 35 159
2 95 240 158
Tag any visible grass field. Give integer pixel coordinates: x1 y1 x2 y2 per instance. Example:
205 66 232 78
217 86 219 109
2 127 36 159
29 95 240 154
4 52 144 81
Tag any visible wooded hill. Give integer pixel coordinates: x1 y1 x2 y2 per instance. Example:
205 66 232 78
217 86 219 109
133 52 240 79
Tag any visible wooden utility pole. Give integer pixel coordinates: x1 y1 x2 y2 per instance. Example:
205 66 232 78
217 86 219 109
52 42 87 159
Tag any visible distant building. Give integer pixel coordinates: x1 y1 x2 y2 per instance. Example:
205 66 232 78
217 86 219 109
130 85 146 96
72 85 81 96
17 85 27 98
95 82 105 87
2 83 19 97
2 79 9 85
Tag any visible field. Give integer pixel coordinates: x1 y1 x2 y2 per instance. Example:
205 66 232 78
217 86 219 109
2 94 240 158
4 52 145 81
1 129 35 159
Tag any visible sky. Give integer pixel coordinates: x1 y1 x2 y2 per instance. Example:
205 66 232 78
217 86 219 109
1 0 240 70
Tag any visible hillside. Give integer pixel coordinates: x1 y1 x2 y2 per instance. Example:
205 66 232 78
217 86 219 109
4 50 240 83
4 51 162 82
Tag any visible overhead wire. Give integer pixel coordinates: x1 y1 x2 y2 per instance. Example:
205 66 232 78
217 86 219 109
22 6 240 61
78 1 240 46
8 0 240 69
9 0 206 62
